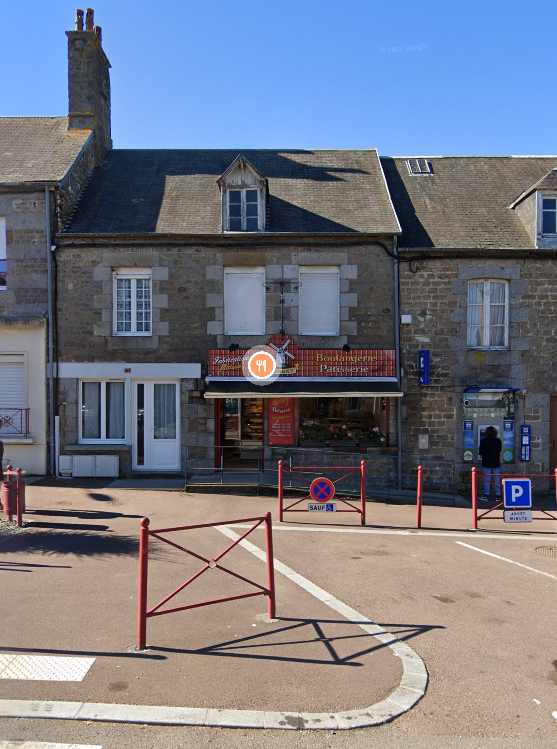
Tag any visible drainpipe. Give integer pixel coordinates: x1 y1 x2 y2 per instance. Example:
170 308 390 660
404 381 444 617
45 186 55 476
393 236 402 490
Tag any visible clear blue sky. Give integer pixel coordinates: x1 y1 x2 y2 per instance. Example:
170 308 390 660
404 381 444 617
2 0 556 154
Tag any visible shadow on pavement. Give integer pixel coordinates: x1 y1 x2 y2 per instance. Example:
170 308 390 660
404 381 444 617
152 617 443 666
0 645 165 660
0 529 141 557
29 509 143 520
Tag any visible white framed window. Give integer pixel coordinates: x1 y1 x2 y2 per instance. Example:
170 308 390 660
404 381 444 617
0 217 6 290
224 267 265 335
80 380 125 442
299 266 340 336
227 189 261 232
113 268 152 336
542 196 557 234
467 280 509 348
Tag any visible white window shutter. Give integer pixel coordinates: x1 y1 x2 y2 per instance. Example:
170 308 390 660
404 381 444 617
225 268 265 334
0 356 25 407
299 268 340 335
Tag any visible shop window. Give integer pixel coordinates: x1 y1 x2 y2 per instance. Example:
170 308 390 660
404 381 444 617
467 280 509 349
298 397 387 446
113 269 152 336
80 381 125 442
224 267 265 335
0 217 6 290
298 266 340 336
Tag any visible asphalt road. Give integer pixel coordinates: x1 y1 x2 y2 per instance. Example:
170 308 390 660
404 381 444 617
1 484 557 746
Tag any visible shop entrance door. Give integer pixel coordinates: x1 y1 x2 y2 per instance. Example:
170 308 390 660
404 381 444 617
133 381 180 471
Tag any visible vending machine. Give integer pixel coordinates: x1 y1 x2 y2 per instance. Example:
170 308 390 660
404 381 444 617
462 389 516 464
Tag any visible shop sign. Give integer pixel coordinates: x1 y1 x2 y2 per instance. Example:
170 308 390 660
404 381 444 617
418 350 430 385
268 398 295 445
463 420 474 462
503 420 515 463
209 335 395 378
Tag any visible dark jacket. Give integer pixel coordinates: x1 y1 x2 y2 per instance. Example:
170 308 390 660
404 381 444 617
479 435 502 468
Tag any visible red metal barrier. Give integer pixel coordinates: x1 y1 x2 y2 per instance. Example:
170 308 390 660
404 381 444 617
1 466 26 527
137 513 276 650
472 466 557 531
278 460 366 525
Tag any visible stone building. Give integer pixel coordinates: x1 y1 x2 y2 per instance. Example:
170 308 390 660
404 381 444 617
0 9 111 474
382 156 557 491
55 150 403 477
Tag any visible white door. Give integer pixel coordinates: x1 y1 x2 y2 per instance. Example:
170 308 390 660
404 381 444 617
133 381 180 471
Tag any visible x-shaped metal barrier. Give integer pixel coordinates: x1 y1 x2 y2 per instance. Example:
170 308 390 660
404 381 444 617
137 513 276 650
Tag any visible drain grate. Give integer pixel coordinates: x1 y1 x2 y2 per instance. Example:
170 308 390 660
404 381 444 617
535 546 557 557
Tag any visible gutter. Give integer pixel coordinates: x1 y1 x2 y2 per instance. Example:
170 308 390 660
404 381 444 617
45 186 55 476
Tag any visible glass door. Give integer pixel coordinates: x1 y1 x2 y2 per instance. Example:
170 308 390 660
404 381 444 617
133 381 180 470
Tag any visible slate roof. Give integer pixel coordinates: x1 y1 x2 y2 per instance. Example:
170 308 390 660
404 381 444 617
64 149 401 234
381 156 557 249
0 117 92 184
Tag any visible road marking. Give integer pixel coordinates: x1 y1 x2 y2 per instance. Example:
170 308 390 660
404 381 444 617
456 541 557 580
0 655 95 681
229 523 554 541
0 741 103 749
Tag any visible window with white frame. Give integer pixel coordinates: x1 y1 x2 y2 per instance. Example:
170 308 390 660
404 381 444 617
299 266 340 336
113 269 152 335
0 217 6 290
80 381 125 442
224 267 265 334
542 196 557 234
467 280 509 348
227 189 260 232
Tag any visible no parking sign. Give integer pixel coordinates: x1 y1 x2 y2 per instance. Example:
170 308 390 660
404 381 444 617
308 477 336 511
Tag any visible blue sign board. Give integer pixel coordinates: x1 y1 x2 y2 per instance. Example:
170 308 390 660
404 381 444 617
502 420 515 463
520 425 531 462
503 478 532 509
419 350 430 385
463 420 474 462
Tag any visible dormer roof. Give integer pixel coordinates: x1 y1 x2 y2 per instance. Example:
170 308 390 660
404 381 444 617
217 153 267 189
509 167 557 209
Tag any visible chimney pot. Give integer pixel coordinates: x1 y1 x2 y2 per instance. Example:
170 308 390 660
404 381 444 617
85 8 94 31
94 25 102 42
75 9 84 31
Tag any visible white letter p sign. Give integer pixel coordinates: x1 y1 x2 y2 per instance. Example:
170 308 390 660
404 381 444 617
510 485 523 504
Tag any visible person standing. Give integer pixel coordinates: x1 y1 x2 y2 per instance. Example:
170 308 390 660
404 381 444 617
0 418 3 474
479 425 502 502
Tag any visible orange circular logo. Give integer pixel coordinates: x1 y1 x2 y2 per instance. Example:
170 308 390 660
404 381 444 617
247 351 277 380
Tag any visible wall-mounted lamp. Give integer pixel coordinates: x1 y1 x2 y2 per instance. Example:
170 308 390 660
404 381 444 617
342 344 351 352
228 343 239 352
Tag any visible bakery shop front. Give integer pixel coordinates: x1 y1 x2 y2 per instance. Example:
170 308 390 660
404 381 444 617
205 335 402 466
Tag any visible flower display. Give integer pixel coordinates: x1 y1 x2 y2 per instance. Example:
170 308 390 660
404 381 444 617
299 420 387 445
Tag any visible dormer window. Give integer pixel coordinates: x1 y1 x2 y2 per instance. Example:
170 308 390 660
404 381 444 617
542 197 557 234
218 154 267 233
228 188 260 231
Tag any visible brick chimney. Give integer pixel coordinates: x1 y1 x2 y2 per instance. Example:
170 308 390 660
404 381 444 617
67 8 112 165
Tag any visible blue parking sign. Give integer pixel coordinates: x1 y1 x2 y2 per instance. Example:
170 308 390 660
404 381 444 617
503 478 532 509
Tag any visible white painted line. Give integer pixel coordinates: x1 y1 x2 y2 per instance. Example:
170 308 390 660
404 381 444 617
216 525 428 727
0 655 95 681
228 524 555 541
0 743 102 749
456 541 557 580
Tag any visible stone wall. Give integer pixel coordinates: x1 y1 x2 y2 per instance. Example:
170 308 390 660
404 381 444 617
399 256 557 487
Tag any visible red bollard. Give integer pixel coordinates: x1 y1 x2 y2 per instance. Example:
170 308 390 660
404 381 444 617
3 482 17 520
472 466 478 530
264 512 276 620
360 460 366 526
416 465 423 528
278 460 283 522
137 517 150 650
